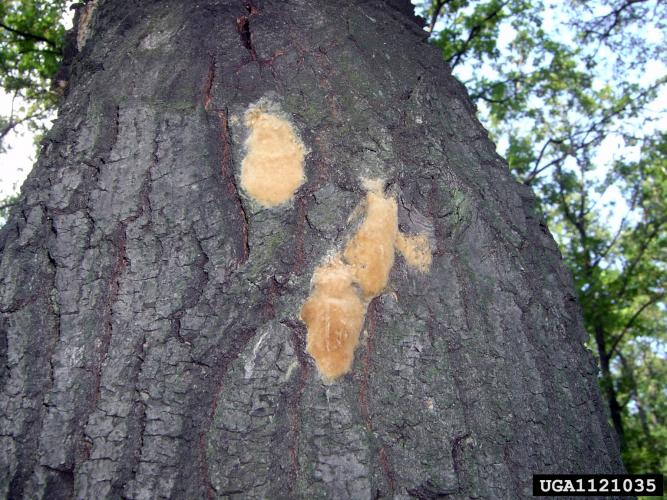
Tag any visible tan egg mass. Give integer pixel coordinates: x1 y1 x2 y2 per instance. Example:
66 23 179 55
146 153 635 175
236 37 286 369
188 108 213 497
300 182 399 380
300 179 434 381
343 190 398 299
240 109 306 207
300 258 366 381
395 232 432 272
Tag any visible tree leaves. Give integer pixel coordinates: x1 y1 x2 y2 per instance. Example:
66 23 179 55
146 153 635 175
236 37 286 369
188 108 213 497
0 0 69 153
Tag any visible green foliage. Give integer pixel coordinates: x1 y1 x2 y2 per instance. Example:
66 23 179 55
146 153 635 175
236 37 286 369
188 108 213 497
619 341 667 474
0 0 69 152
431 0 534 69
0 193 18 220
419 0 666 474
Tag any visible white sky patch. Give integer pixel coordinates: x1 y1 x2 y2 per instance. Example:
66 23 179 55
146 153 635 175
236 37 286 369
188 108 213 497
0 91 40 199
0 132 36 198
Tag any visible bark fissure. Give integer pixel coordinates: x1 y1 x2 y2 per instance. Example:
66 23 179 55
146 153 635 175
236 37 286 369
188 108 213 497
280 318 311 492
7 207 64 497
359 299 397 494
236 16 254 56
236 1 258 61
203 54 216 111
117 131 160 495
291 195 308 274
81 124 156 473
216 109 249 264
43 218 61 410
198 327 259 500
122 330 147 496
168 233 210 347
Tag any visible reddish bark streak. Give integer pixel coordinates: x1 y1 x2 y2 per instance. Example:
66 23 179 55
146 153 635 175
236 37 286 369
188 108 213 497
217 110 249 264
81 221 128 463
379 446 397 492
199 327 258 499
282 319 310 492
359 298 377 429
203 55 216 111
358 299 397 493
243 0 260 16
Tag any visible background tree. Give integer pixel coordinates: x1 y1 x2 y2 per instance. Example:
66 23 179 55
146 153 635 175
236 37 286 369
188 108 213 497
0 0 625 497
417 0 666 474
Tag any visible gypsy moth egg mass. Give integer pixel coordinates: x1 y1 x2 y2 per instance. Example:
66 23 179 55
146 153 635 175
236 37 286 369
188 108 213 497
395 232 432 272
299 179 433 381
343 189 398 299
240 108 306 207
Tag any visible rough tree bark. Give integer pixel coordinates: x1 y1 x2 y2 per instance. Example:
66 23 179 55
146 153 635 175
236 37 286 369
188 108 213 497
0 0 624 498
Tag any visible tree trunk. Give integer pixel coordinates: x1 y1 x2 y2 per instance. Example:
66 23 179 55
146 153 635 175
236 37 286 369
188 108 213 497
0 0 624 498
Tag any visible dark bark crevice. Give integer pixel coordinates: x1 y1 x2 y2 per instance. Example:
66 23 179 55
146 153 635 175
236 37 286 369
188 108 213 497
236 1 258 60
214 109 249 265
122 330 147 496
203 54 217 111
280 318 311 493
358 299 398 495
198 327 259 500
